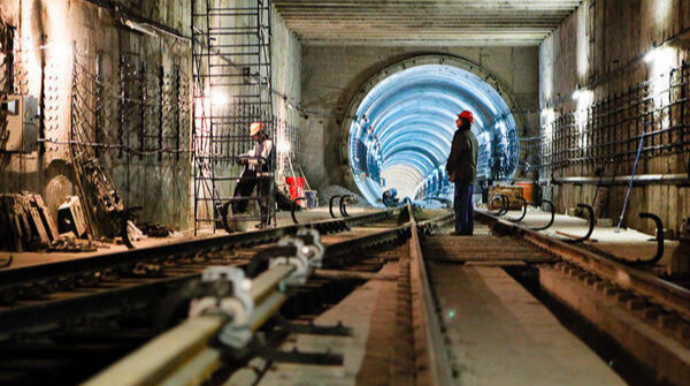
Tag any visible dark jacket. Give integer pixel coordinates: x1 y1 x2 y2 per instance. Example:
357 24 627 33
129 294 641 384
446 129 478 184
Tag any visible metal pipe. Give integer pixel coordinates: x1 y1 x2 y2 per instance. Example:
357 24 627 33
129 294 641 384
329 195 342 218
249 291 289 332
506 196 527 223
340 195 353 218
157 348 222 386
528 200 555 231
249 265 295 304
563 204 595 244
546 174 689 186
612 213 665 267
82 315 226 386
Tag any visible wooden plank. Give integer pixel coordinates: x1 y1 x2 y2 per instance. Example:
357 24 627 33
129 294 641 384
33 194 59 242
29 208 51 245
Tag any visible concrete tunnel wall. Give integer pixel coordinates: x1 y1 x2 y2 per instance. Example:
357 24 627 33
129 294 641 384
342 57 522 206
298 46 541 200
540 0 690 236
0 0 302 232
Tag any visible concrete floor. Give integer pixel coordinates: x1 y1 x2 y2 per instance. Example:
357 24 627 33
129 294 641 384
234 257 627 386
429 264 627 386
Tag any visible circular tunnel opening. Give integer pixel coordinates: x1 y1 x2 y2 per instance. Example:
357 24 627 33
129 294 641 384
346 59 520 207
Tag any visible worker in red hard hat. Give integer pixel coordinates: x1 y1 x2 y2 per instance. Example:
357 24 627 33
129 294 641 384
445 110 478 236
233 122 275 228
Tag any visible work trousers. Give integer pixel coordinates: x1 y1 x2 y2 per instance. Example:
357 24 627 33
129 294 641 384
453 182 474 235
232 171 272 226
257 176 272 226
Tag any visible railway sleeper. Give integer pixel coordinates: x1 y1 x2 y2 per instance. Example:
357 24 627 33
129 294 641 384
541 265 690 385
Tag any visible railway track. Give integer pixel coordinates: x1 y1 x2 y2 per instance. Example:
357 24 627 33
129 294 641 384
0 208 412 386
3 206 690 386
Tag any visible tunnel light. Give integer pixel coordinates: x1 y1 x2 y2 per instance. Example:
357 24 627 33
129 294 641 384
572 88 583 101
348 64 519 206
644 44 661 63
211 90 230 106
123 20 157 37
278 140 291 154
40 41 73 62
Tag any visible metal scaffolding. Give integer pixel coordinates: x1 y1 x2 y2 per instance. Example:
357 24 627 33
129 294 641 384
192 0 275 233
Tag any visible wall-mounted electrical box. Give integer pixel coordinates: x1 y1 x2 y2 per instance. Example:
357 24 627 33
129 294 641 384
0 95 39 153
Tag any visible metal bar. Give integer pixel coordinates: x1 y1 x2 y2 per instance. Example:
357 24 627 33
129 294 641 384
140 61 147 159
159 66 164 162
550 173 689 185
119 55 125 159
81 315 225 386
95 53 102 158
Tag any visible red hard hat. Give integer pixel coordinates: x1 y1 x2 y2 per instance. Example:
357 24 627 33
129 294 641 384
458 111 474 124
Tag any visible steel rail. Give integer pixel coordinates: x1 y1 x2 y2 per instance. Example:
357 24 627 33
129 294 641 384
407 210 454 386
417 213 454 235
81 209 456 386
477 210 690 321
84 268 293 386
0 210 402 338
83 251 298 386
0 208 401 291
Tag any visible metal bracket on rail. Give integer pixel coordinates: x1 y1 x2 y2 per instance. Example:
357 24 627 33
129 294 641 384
329 195 342 218
505 196 528 223
339 195 353 217
291 197 305 224
269 229 325 287
528 200 555 231
189 229 325 351
562 203 595 244
610 213 665 267
189 266 255 349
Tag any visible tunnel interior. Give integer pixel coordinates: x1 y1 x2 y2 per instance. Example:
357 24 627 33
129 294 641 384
348 64 520 207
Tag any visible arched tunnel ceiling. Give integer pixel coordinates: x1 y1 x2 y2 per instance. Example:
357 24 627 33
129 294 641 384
348 64 519 206
273 0 583 45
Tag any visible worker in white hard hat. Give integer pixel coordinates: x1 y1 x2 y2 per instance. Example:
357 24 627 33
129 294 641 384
233 122 275 228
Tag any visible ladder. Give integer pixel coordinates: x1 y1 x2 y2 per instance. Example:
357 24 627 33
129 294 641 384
192 0 275 234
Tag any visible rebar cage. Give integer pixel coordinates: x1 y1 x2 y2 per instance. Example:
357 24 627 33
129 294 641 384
541 61 690 176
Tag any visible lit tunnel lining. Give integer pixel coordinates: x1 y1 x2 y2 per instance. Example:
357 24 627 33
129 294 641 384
348 64 519 206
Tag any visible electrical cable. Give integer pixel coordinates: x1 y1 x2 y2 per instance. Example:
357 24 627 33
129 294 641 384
616 130 646 232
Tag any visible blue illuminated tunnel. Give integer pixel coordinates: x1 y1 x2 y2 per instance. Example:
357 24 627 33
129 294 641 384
347 62 520 206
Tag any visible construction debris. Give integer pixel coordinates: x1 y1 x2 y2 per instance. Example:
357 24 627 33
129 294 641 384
57 196 88 238
49 232 98 253
489 185 525 210
127 221 147 242
0 193 60 251
137 222 172 238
